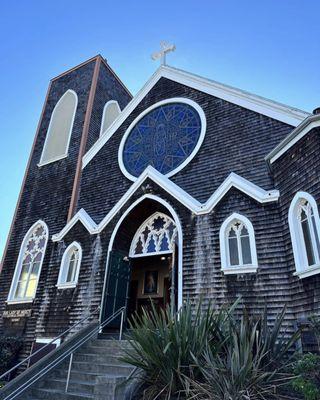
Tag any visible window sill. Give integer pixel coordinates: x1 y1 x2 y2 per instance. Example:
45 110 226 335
6 299 34 305
294 264 320 279
56 283 77 290
221 265 258 275
38 154 68 167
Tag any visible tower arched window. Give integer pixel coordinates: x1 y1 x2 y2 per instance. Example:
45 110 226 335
220 213 258 274
99 100 121 136
289 192 320 278
39 89 78 165
57 242 82 288
8 221 48 302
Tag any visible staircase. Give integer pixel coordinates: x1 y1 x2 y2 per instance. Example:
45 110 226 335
19 339 134 400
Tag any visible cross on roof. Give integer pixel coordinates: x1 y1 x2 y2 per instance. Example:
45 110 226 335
151 42 176 66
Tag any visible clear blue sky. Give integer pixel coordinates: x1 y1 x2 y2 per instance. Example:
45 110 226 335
0 0 319 260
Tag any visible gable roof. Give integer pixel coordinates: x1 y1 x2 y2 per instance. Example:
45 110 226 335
82 65 310 169
52 166 279 241
266 114 320 164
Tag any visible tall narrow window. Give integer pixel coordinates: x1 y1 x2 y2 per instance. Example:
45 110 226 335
57 242 82 288
99 100 121 136
289 192 320 277
8 221 48 302
39 90 78 165
220 213 258 274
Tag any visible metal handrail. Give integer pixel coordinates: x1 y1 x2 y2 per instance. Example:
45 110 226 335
3 306 127 400
0 305 101 382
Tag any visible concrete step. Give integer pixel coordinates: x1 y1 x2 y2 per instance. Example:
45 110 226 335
72 352 130 365
30 387 94 399
70 361 134 375
38 377 95 396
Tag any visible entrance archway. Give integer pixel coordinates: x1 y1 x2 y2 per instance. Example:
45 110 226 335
100 194 183 327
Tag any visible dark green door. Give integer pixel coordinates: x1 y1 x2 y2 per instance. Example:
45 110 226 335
102 250 131 329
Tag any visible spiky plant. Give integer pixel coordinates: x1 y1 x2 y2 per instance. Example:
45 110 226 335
121 300 235 400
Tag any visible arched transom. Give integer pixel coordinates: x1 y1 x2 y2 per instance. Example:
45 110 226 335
130 212 177 257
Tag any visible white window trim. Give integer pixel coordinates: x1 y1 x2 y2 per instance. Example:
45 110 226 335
219 213 258 274
38 89 78 167
7 220 49 303
56 241 82 289
129 211 177 258
289 191 320 278
118 98 207 181
99 100 121 137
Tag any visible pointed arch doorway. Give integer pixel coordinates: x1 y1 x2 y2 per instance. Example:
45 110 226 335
101 195 182 329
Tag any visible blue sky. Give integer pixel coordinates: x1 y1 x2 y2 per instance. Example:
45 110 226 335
0 0 319 260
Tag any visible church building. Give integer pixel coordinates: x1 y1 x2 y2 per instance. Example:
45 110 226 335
1 53 320 361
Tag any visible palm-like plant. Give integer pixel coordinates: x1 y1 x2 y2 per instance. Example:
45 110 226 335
121 300 234 400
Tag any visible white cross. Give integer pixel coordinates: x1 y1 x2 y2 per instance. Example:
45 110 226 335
151 42 176 66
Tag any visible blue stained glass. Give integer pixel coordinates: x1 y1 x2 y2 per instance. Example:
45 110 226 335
123 103 202 177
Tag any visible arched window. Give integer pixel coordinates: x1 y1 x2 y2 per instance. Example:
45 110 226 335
57 242 82 288
39 90 78 165
289 192 320 278
8 221 48 302
220 213 258 274
99 100 121 136
130 212 177 257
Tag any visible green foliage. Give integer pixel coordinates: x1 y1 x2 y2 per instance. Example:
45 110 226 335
122 301 299 400
121 300 235 399
188 308 298 400
292 353 320 400
0 335 23 377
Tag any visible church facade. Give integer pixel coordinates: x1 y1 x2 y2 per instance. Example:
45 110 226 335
1 54 320 359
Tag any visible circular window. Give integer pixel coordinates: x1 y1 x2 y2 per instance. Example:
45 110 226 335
120 99 205 180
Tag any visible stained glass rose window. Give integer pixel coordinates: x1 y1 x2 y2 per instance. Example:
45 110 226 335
122 101 203 178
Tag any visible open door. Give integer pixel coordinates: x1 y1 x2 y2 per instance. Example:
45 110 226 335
101 250 131 330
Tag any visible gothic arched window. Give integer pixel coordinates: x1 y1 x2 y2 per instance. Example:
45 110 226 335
130 212 177 257
289 192 320 278
57 242 82 288
39 90 78 166
100 100 121 136
220 213 258 274
8 221 48 302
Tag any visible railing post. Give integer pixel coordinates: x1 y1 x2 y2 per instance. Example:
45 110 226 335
65 352 73 393
119 308 125 340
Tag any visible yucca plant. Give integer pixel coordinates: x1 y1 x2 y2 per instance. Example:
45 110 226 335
188 307 299 400
121 299 236 400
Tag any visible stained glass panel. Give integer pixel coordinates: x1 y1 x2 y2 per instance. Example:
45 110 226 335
123 103 202 177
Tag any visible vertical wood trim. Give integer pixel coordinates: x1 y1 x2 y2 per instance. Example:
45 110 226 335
67 57 101 221
0 82 53 271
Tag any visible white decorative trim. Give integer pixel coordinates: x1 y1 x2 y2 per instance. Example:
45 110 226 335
219 212 258 274
129 212 177 257
99 193 184 322
39 89 78 167
57 241 82 288
99 100 121 137
294 264 320 279
8 220 49 302
35 337 61 346
266 115 320 164
83 65 309 169
52 166 279 242
289 191 320 276
118 98 207 181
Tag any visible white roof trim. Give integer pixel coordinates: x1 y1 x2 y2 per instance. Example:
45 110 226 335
266 114 320 164
82 65 309 169
52 166 279 241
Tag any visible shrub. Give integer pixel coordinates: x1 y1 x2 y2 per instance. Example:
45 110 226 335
121 300 235 400
188 308 299 400
292 353 320 400
0 336 23 378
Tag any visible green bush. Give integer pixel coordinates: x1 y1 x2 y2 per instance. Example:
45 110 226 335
121 300 235 399
0 336 23 378
122 302 299 400
292 353 320 400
